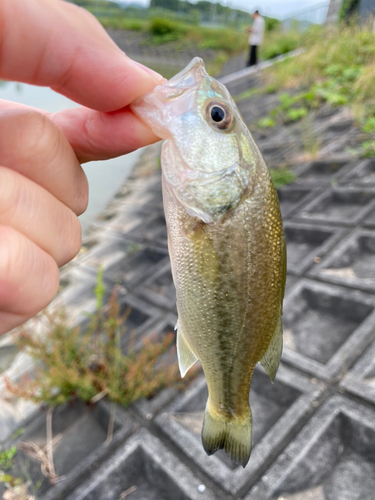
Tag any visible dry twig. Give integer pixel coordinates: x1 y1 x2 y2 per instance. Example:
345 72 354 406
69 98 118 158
18 408 63 485
118 486 137 499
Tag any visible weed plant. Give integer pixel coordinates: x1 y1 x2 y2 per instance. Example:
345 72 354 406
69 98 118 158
260 24 375 155
6 272 194 408
270 168 296 188
260 29 300 61
0 447 17 472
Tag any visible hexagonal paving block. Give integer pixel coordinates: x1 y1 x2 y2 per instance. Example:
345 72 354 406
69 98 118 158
362 208 375 228
125 212 168 249
133 261 176 312
295 188 375 226
293 159 352 186
65 429 217 500
78 235 169 292
277 187 320 220
340 159 375 187
0 341 19 376
154 366 324 495
55 266 98 319
282 280 375 380
340 339 375 405
102 294 164 353
0 400 136 500
245 396 375 500
284 222 346 275
309 228 375 293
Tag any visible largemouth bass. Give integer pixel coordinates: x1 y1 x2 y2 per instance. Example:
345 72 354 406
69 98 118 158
131 58 286 467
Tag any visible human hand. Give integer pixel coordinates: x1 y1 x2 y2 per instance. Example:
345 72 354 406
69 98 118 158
0 0 163 335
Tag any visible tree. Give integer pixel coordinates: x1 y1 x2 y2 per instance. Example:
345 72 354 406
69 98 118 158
149 0 179 11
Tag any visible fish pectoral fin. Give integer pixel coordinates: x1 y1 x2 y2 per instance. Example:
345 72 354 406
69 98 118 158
177 324 198 378
260 315 283 382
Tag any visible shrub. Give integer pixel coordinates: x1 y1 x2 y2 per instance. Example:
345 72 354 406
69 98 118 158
270 168 296 188
261 24 375 125
6 273 197 408
149 17 179 36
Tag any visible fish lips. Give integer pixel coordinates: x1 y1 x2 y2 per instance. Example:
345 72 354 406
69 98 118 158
131 58 208 140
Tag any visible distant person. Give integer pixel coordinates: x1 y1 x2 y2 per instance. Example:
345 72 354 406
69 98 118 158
247 10 265 67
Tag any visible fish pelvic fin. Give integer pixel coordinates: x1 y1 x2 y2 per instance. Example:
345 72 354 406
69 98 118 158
202 405 252 468
176 322 198 378
260 315 283 382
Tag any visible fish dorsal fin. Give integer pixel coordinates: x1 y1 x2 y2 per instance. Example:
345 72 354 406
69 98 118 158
260 315 283 382
176 321 198 378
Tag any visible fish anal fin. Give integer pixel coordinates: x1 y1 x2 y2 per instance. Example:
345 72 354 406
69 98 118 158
260 316 283 382
202 404 252 468
177 323 198 378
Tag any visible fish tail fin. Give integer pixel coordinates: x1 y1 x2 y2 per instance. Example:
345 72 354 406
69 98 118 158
201 405 252 468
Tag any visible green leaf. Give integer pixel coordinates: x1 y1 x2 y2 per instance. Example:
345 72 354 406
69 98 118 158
0 446 17 471
362 117 375 134
257 117 276 129
270 168 296 188
286 107 308 121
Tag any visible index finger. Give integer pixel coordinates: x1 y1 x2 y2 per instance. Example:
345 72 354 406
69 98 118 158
0 0 163 111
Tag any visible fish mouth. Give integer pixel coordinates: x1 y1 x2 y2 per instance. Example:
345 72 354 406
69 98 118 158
167 57 207 90
131 58 209 139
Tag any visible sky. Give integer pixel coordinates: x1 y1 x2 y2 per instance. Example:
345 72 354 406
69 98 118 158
128 0 330 19
226 0 330 19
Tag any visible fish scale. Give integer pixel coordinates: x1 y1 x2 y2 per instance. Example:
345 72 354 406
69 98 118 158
131 57 286 467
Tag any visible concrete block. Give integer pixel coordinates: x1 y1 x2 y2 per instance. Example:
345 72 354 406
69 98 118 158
125 211 168 249
245 396 375 500
109 294 164 353
0 399 136 500
295 188 375 226
78 235 169 293
341 339 375 405
308 228 375 293
277 186 320 220
133 261 176 312
293 158 353 187
154 366 324 495
284 222 347 275
340 158 375 187
282 279 375 380
362 208 375 228
65 429 217 500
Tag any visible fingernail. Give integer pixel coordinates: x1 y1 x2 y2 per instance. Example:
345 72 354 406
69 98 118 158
132 60 165 81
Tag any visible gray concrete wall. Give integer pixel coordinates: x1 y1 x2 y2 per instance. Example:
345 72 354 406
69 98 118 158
359 0 375 19
326 0 344 23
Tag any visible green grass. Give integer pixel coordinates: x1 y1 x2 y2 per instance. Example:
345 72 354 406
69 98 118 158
262 24 375 123
260 29 301 61
0 447 17 471
247 23 375 139
256 117 276 129
270 168 296 188
100 15 248 55
362 141 375 158
234 87 263 103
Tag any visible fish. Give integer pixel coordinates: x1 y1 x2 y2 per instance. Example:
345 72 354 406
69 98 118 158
131 57 286 467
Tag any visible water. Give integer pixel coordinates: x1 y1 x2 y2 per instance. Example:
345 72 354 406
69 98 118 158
0 81 142 233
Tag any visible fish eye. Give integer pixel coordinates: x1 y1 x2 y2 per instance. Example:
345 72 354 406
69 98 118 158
206 101 234 131
211 106 225 122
